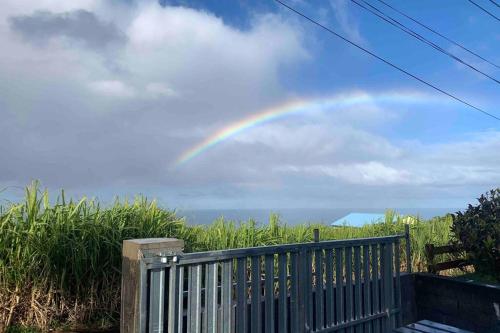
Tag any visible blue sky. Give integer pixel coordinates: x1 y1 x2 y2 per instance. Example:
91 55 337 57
0 0 499 211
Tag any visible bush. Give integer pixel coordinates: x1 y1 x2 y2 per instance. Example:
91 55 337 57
451 189 500 281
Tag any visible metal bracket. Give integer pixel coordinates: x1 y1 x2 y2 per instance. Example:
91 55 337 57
155 254 179 264
141 250 182 267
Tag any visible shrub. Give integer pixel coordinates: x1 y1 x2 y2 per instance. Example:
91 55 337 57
451 189 500 281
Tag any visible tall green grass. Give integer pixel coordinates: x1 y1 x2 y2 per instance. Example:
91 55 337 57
0 182 453 330
0 182 189 329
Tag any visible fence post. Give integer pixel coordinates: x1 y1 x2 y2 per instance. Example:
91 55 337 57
404 224 412 273
313 228 320 243
425 244 435 274
121 238 184 333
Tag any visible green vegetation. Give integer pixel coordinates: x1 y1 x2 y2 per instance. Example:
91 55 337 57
451 188 500 281
1 182 453 331
4 326 40 333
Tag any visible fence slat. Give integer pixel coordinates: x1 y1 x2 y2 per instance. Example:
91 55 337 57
394 240 402 328
384 242 394 332
315 249 324 330
354 246 362 333
139 261 148 333
167 265 179 333
380 243 388 333
176 266 184 333
362 246 371 333
265 254 275 333
305 250 313 330
251 256 262 333
186 266 192 331
236 258 247 333
335 247 344 331
221 260 233 333
325 248 334 327
345 247 353 333
290 252 300 332
205 263 218 333
278 253 288 333
188 264 202 333
149 268 165 333
371 244 380 333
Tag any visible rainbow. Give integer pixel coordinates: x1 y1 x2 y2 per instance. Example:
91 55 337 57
175 91 444 166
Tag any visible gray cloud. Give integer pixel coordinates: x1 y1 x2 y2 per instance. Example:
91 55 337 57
0 2 308 196
9 9 126 50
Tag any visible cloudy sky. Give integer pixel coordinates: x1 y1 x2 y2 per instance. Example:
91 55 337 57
1 0 499 210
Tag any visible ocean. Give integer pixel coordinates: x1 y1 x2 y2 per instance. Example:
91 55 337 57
178 208 458 225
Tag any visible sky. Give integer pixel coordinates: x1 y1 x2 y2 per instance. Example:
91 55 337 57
0 0 499 210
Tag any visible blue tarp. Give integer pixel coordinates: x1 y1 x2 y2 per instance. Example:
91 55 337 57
331 213 386 227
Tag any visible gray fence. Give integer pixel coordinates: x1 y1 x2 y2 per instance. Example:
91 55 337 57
122 230 410 333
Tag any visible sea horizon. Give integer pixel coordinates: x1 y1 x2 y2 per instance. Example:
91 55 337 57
178 207 459 225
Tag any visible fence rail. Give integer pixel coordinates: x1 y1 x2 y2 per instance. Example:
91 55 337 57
424 243 471 274
123 228 410 333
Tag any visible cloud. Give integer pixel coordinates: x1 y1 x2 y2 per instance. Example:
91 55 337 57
329 0 365 45
88 80 136 98
0 1 308 192
9 9 126 50
281 162 412 185
145 82 177 98
269 131 500 188
122 4 308 119
0 0 497 209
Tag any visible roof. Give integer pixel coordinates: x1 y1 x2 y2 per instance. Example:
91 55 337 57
331 213 386 227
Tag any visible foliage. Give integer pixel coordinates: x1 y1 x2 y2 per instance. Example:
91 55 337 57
0 182 452 330
451 189 500 281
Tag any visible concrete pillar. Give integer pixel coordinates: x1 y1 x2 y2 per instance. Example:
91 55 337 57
121 238 184 333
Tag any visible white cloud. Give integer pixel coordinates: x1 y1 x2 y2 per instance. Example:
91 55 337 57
145 82 177 98
329 0 366 45
232 116 403 162
308 162 411 185
270 132 500 188
276 162 412 185
88 80 135 98
121 4 308 117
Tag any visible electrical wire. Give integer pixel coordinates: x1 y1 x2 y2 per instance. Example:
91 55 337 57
374 0 500 69
468 0 500 21
488 0 500 8
273 0 500 121
350 0 500 84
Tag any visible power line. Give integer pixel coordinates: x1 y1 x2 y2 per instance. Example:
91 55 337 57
350 0 500 84
468 0 500 21
273 0 500 121
374 0 499 70
489 0 500 8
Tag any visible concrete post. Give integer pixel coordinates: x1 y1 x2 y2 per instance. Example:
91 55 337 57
121 238 184 333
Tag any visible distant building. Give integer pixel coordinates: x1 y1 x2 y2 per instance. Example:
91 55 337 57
331 213 387 227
